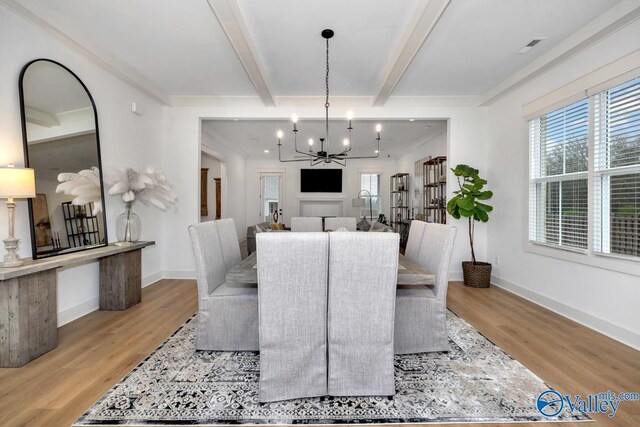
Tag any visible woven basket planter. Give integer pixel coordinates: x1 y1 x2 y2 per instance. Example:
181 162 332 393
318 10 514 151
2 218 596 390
462 261 492 288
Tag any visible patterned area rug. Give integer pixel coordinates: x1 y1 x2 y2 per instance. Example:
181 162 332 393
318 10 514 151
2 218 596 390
75 311 589 425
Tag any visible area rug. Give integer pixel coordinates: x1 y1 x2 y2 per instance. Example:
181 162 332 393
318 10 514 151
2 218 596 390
75 311 589 425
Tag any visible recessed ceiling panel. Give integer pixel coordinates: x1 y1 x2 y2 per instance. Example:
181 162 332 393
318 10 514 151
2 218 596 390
236 0 421 96
18 0 258 95
394 0 621 96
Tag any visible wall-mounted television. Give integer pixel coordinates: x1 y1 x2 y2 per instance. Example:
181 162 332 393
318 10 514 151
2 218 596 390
300 168 342 193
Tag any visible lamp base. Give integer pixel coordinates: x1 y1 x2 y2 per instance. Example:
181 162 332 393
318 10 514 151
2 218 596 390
1 237 24 268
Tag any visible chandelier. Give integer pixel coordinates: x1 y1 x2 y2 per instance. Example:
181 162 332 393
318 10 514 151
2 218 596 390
277 29 381 166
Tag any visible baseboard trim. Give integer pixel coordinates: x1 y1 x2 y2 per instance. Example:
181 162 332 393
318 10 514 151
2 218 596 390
57 297 99 327
491 274 640 351
162 270 197 279
57 270 195 327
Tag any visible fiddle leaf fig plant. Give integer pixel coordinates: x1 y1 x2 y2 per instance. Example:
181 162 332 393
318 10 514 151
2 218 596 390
446 164 493 264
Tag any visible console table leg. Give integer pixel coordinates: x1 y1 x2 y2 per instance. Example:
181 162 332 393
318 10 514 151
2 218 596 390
99 249 142 311
0 270 57 368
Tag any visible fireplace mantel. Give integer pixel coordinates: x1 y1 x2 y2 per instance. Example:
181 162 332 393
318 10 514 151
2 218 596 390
297 195 346 217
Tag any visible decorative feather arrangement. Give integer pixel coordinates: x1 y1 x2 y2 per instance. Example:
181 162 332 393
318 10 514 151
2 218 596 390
104 166 177 210
56 166 103 215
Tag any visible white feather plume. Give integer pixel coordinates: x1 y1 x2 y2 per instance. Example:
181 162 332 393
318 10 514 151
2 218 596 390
56 167 103 215
104 166 177 211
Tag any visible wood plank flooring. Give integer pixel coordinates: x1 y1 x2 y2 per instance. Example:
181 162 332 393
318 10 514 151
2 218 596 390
0 279 638 426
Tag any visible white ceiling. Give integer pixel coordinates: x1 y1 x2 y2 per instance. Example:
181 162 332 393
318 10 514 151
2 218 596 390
236 0 420 95
394 0 621 96
12 0 624 98
202 119 446 158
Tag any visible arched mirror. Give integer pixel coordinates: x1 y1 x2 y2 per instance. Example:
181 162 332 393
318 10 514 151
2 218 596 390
20 59 107 259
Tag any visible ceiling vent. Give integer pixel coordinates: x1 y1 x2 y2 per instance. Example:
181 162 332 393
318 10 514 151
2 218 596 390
517 38 545 54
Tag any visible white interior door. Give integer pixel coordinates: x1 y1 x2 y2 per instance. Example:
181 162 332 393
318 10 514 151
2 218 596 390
260 172 283 224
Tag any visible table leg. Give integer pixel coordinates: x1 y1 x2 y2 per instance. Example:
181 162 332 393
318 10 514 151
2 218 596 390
0 270 57 368
99 249 142 311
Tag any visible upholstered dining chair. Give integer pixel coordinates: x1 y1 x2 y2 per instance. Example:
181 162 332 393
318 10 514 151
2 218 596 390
215 218 241 270
327 232 399 397
404 220 427 263
394 223 457 354
188 221 258 351
256 232 329 402
290 216 323 232
324 217 357 231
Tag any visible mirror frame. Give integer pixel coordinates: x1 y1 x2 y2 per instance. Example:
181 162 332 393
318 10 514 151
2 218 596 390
19 58 108 260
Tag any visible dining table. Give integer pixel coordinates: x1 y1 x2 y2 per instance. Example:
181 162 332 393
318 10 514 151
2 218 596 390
225 252 435 286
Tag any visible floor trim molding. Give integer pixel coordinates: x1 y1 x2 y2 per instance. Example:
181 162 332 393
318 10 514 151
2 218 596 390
491 274 640 351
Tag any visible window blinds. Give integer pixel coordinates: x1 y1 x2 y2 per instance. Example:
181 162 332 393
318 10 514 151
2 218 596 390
529 99 589 250
593 77 640 257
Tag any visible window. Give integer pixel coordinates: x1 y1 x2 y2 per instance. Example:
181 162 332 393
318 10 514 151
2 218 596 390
528 75 640 261
529 99 589 251
594 77 640 257
360 173 381 218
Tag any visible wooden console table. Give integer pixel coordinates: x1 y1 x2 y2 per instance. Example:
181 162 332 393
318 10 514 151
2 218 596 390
0 241 154 367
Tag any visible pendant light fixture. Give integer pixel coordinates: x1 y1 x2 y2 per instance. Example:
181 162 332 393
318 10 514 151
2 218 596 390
277 29 382 166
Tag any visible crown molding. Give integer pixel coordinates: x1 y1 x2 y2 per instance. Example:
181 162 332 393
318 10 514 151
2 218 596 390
205 0 275 107
170 95 482 109
480 0 640 106
373 0 452 107
0 0 171 106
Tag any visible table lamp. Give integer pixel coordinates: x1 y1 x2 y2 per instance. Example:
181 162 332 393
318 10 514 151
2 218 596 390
0 166 36 267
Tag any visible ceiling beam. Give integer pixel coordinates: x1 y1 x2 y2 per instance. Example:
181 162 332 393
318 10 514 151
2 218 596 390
372 0 451 107
0 0 171 106
481 0 640 106
205 0 275 107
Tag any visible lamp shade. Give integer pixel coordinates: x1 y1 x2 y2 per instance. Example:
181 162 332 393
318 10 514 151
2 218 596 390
0 167 36 199
352 198 365 208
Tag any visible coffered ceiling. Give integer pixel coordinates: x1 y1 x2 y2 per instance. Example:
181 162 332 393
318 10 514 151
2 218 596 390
4 0 636 106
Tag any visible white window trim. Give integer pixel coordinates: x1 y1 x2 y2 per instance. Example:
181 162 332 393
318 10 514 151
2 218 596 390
523 73 640 278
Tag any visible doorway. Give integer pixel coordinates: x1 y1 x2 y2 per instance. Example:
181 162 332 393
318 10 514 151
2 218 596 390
260 172 283 224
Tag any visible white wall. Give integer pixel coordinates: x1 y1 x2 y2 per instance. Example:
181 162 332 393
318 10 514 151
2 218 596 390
486 20 640 349
0 7 165 325
200 152 221 222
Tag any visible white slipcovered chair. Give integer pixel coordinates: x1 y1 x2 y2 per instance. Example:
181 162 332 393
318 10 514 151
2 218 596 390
394 223 457 354
188 221 258 351
290 216 323 232
256 232 329 402
404 220 426 263
327 232 399 396
215 218 241 270
324 217 357 231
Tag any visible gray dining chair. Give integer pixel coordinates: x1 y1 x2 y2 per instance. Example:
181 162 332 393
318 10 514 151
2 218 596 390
394 223 457 354
324 217 357 231
327 232 399 397
256 232 329 402
405 220 426 263
188 221 258 351
215 218 242 270
290 216 323 232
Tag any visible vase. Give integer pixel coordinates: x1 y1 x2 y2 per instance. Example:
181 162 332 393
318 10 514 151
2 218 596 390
115 203 141 246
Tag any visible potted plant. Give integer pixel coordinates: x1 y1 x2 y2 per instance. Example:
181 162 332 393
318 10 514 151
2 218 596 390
446 164 493 288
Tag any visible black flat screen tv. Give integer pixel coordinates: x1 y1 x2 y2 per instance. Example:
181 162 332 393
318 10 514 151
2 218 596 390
300 168 342 193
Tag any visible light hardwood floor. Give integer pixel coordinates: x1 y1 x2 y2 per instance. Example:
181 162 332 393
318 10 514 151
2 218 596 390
0 279 638 426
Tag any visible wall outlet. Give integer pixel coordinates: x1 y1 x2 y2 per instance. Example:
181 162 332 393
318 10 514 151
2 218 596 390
494 256 500 265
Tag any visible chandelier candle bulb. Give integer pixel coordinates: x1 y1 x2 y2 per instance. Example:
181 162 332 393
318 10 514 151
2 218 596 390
275 29 382 166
